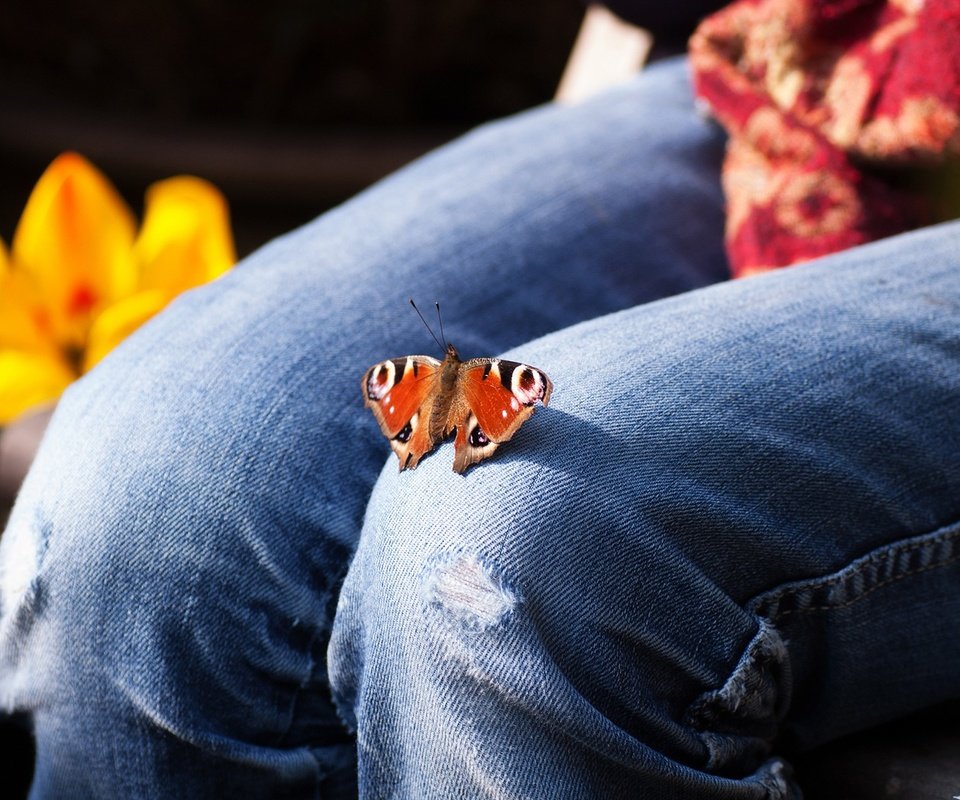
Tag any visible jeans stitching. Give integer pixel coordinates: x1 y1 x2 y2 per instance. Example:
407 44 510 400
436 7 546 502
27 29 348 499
750 524 960 621
764 552 960 618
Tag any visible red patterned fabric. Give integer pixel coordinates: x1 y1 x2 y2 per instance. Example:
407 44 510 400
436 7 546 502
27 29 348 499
689 0 960 277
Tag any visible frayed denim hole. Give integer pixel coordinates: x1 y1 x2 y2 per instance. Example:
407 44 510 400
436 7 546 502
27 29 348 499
753 758 801 800
422 552 520 632
684 618 792 774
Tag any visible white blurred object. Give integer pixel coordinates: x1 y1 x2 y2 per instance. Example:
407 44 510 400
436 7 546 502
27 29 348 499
555 4 652 104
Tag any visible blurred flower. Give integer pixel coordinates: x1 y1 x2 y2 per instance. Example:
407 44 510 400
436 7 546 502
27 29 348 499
0 152 235 425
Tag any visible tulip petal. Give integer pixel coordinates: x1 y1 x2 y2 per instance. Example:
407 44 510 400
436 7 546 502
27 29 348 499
136 176 236 296
83 290 169 372
0 243 55 355
11 153 138 352
0 349 74 425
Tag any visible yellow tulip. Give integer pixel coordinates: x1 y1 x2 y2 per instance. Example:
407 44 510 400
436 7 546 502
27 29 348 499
0 153 236 424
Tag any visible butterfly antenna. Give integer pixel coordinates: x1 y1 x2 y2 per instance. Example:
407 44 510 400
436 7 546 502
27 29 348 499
409 298 444 353
435 302 447 348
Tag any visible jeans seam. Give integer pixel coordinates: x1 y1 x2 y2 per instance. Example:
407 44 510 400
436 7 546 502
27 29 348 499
749 523 960 621
764 551 960 618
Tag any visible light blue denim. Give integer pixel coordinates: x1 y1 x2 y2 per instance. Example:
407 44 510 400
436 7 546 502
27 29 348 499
2 57 959 799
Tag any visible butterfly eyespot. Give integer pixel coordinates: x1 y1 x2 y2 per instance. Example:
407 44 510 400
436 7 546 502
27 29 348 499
511 365 544 406
394 421 413 443
468 425 489 448
367 360 396 400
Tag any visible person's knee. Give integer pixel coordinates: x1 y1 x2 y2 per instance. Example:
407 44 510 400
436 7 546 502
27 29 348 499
327 457 802 800
332 241 960 789
329 293 850 784
1 371 333 754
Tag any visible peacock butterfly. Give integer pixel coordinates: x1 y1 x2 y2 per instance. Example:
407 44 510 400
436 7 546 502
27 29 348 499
362 302 553 473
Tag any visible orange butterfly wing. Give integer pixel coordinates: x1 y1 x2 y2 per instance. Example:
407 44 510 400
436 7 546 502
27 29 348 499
362 355 442 471
453 358 552 473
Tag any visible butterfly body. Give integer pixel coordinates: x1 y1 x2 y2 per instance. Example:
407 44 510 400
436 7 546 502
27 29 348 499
363 343 552 473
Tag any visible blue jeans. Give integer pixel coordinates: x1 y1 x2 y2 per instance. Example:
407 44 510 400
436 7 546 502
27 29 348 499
2 57 959 799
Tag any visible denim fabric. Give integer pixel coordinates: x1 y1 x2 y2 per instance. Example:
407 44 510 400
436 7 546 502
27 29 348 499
330 224 960 797
1 56 959 799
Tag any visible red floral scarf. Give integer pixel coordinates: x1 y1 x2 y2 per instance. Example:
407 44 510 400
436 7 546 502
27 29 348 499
689 0 960 277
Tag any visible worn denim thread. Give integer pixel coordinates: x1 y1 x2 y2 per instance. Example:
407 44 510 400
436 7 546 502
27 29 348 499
421 550 520 632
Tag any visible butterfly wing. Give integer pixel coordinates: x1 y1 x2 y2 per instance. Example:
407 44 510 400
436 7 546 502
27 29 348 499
362 355 443 471
452 358 553 473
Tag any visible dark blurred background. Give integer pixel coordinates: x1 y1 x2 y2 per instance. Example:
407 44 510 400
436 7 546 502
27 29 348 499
0 0 587 257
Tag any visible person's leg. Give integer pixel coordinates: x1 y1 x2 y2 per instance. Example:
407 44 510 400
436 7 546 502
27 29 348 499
0 57 727 797
329 220 960 798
